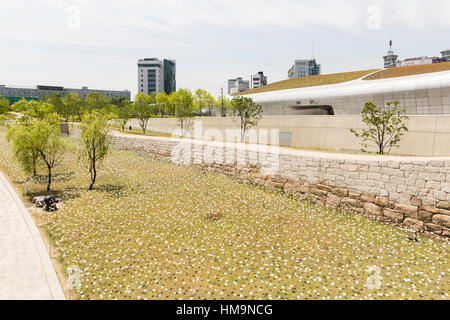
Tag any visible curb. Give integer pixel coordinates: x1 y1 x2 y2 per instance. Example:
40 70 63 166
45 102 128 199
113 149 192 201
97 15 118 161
0 173 65 300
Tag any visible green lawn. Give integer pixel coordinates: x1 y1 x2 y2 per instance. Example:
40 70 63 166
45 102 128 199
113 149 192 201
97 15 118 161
0 130 449 300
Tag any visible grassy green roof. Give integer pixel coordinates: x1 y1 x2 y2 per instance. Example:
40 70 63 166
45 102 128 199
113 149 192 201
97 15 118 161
363 62 450 80
237 69 380 96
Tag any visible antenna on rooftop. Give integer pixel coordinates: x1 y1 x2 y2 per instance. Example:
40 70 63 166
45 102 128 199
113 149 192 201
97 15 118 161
311 38 315 60
389 40 393 51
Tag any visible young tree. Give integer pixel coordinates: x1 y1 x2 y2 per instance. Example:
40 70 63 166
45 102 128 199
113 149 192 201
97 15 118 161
113 99 133 131
6 123 41 177
350 101 409 155
34 120 66 191
48 94 67 121
0 95 10 114
133 92 157 134
156 92 169 117
8 120 66 190
174 89 196 137
63 92 82 122
84 93 111 113
216 95 230 117
80 111 111 190
230 96 263 142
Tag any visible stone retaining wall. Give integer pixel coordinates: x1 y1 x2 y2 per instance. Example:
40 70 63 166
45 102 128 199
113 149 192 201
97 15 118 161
111 132 450 239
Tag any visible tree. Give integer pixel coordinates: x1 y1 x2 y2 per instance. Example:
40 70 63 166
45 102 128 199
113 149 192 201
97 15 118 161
84 93 111 113
133 92 157 134
230 96 263 142
174 89 196 137
33 120 66 191
48 94 67 121
6 122 41 177
216 95 230 117
80 111 111 190
156 92 169 117
350 101 409 155
63 92 82 122
113 99 133 131
7 120 65 190
11 98 29 112
0 95 10 114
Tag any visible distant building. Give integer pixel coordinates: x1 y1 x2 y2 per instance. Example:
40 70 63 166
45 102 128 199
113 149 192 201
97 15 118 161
228 78 250 94
383 41 398 69
250 72 268 89
397 57 434 67
442 49 450 62
288 59 321 79
0 84 131 104
138 58 176 95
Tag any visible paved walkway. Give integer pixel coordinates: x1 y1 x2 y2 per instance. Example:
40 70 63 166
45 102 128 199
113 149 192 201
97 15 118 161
0 173 65 300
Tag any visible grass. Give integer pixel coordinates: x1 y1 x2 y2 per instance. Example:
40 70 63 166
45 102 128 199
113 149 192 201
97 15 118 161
0 129 449 300
364 62 450 80
237 69 380 96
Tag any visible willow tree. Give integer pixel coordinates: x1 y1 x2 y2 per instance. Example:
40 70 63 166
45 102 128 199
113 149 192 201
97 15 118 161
80 111 111 190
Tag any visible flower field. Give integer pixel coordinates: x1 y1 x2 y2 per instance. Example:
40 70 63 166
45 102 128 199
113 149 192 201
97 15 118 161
0 131 449 300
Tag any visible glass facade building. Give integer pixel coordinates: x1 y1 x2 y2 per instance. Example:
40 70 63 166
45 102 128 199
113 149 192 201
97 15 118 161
138 58 176 96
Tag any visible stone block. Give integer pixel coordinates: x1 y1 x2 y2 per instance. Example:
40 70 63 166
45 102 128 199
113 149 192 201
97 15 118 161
394 204 418 219
332 188 348 197
432 215 450 229
364 203 383 216
383 209 404 223
375 197 389 207
410 197 423 207
436 201 450 210
361 193 376 203
326 194 341 209
418 211 434 223
403 218 425 232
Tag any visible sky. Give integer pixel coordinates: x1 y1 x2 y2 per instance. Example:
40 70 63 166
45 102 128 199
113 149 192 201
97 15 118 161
0 0 449 99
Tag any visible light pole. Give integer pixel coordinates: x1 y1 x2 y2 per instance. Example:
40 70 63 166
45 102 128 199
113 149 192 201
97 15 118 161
220 86 225 117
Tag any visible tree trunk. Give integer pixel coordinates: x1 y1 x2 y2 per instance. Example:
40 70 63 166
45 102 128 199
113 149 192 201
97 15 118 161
89 161 97 191
47 165 52 192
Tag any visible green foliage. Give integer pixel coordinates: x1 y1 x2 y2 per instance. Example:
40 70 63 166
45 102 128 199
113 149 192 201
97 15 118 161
6 119 65 191
84 93 111 113
230 96 263 142
173 89 197 137
215 95 230 117
350 101 409 155
6 122 41 176
80 111 111 190
156 92 169 117
133 92 158 134
11 98 29 112
0 95 10 114
111 99 133 130
62 92 82 121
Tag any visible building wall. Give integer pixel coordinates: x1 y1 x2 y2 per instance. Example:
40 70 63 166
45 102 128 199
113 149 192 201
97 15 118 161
110 131 450 238
0 85 131 102
128 115 450 157
245 70 450 116
138 59 164 95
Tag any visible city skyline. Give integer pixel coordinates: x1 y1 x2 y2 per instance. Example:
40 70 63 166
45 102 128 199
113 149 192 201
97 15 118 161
1 0 450 99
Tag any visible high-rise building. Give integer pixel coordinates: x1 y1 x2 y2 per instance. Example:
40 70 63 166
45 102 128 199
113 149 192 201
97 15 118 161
442 49 450 62
228 77 250 94
138 58 176 95
288 59 321 79
250 72 268 89
383 40 398 69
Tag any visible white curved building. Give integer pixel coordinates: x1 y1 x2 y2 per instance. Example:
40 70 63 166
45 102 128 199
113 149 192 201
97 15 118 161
240 64 450 116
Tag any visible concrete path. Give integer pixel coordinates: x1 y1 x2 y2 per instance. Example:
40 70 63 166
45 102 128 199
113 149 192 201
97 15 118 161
0 173 65 300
